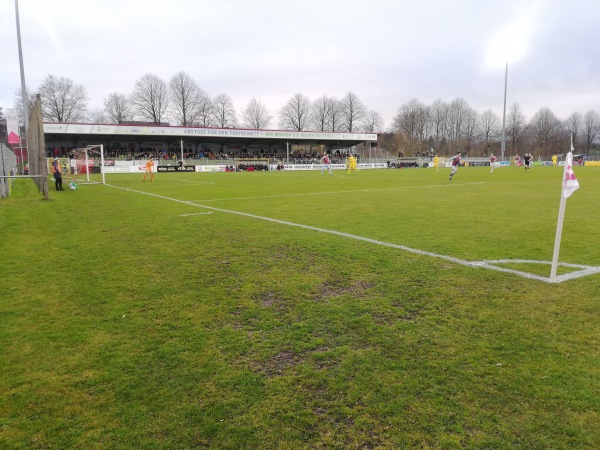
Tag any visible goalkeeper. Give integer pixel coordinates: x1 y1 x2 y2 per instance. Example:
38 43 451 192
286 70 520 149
143 157 155 182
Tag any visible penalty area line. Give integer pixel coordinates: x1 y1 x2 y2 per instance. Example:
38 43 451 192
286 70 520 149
105 184 599 284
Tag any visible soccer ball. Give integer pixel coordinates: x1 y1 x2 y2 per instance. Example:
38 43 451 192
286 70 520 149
70 185 77 190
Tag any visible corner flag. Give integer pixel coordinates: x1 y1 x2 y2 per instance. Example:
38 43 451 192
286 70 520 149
562 149 579 199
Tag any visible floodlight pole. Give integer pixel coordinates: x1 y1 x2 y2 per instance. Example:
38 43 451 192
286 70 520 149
501 62 508 162
15 0 29 135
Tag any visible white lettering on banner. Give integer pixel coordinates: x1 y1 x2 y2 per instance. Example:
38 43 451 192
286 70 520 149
197 165 227 172
44 123 377 142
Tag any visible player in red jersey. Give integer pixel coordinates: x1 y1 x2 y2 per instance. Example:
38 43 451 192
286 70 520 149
449 152 461 180
320 152 332 175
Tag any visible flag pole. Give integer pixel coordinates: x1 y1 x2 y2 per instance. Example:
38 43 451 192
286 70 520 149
550 140 578 281
15 0 29 135
501 62 507 162
550 168 568 281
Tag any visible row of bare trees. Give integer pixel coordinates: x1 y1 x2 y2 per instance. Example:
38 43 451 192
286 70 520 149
386 98 600 157
277 92 383 133
11 72 382 133
6 72 600 157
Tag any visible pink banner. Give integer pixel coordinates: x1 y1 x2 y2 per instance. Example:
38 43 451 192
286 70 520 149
6 110 20 145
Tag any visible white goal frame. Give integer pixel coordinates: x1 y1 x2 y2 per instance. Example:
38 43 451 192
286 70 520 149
72 144 106 184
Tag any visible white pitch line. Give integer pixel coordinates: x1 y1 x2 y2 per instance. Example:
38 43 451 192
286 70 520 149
192 182 485 203
179 212 213 217
105 184 600 283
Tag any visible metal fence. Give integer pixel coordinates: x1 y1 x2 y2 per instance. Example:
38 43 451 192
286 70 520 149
0 143 18 198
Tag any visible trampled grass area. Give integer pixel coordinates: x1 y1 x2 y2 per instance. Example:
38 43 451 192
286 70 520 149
1 165 599 449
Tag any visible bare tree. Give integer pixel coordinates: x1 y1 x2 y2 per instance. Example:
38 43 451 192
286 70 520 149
529 107 562 154
564 112 582 147
478 109 500 152
311 95 332 132
278 93 311 131
507 102 526 155
103 92 133 124
241 98 271 129
427 99 449 154
328 98 344 132
13 86 36 125
582 110 600 152
463 108 479 153
446 98 472 151
378 132 407 157
130 73 169 124
38 74 88 123
392 98 428 143
196 93 213 127
169 71 207 126
211 94 237 128
340 92 366 132
362 111 384 133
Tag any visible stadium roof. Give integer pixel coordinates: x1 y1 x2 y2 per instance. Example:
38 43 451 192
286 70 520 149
43 123 378 149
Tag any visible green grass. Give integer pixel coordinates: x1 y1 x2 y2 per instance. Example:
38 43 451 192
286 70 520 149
1 166 599 449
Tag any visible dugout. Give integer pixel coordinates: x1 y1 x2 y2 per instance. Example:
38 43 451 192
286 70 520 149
43 122 378 161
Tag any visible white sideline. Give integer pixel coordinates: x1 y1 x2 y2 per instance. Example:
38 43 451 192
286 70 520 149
106 184 600 284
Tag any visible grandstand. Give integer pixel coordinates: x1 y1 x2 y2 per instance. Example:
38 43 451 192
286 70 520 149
43 123 378 162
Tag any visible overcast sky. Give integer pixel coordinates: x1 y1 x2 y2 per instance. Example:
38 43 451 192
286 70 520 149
1 0 599 130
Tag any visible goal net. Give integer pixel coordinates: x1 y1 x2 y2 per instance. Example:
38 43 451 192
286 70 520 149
69 145 106 185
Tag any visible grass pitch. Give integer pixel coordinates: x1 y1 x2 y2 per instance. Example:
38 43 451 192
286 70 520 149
1 165 599 448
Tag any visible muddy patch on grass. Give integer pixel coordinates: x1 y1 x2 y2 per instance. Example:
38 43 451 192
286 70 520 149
252 290 289 310
315 280 375 300
251 350 298 376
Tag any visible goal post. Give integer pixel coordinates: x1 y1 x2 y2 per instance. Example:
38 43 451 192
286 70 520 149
70 144 105 184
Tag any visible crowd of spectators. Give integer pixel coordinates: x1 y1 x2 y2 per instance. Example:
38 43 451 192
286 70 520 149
47 145 289 161
289 149 356 164
414 150 435 158
237 163 269 171
47 145 360 162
